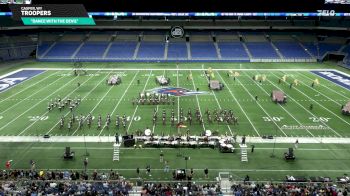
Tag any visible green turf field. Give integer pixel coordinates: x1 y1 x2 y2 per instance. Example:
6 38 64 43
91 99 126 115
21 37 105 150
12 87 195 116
0 62 349 137
0 61 350 181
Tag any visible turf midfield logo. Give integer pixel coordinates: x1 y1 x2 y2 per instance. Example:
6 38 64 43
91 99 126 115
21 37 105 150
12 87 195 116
147 87 210 97
311 70 350 90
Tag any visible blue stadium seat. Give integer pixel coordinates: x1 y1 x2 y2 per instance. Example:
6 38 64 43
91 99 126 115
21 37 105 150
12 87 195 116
46 42 81 58
105 41 137 59
302 43 342 58
37 42 53 56
137 42 165 59
75 42 109 58
167 42 188 59
190 42 218 59
273 42 311 58
217 42 249 59
245 42 279 58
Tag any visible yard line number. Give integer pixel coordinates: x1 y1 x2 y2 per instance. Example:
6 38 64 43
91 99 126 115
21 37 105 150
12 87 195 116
28 116 49 121
262 116 284 122
309 116 331 123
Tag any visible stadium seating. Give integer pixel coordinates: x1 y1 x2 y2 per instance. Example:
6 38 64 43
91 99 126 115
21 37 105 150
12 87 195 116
45 42 81 58
245 42 280 59
190 42 218 59
137 41 165 59
217 42 249 60
0 35 36 61
35 31 347 62
273 42 311 59
75 42 109 58
302 43 343 58
167 42 188 60
105 41 137 59
37 42 53 57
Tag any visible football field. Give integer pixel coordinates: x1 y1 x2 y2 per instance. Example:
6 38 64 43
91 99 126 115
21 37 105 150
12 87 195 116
0 64 349 138
1 61 350 181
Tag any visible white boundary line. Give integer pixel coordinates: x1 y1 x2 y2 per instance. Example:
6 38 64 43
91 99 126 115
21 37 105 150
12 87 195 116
200 69 233 136
7 168 350 172
0 73 78 133
217 71 261 137
44 70 105 135
189 70 206 131
2 135 350 143
264 72 343 137
0 68 23 80
98 71 140 136
245 71 314 137
126 70 153 134
5 146 348 151
20 68 346 71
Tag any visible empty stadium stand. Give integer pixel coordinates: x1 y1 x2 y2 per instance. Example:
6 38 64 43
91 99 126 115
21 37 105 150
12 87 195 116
0 35 36 61
35 31 348 63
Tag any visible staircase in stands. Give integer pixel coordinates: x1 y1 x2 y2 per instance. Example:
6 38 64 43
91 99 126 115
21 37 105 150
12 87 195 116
240 144 248 162
113 143 121 161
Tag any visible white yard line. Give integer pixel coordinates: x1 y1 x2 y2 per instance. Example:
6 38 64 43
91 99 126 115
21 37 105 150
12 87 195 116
200 70 233 136
270 72 350 127
235 73 288 137
265 72 342 137
245 72 314 137
152 106 159 134
0 70 51 102
9 168 350 172
6 146 348 151
98 71 139 136
71 71 115 136
43 70 106 135
2 135 350 143
176 68 180 135
189 70 206 131
0 71 62 115
150 70 165 134
297 71 350 100
126 70 153 134
0 74 79 133
217 71 261 137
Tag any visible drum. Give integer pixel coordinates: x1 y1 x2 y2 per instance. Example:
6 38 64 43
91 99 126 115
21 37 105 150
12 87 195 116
145 129 151 136
205 130 212 137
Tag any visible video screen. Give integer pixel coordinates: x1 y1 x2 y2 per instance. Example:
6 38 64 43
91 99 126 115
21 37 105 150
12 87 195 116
325 0 350 4
0 0 31 4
